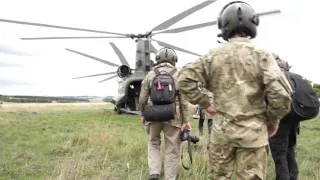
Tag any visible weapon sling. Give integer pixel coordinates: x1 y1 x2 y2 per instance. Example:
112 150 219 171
178 92 193 170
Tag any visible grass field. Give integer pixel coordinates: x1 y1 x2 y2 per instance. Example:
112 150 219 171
0 103 319 180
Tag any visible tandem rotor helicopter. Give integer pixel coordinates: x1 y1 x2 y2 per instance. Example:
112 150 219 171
0 0 280 115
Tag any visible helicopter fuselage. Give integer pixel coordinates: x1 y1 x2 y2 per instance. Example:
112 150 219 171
111 39 152 114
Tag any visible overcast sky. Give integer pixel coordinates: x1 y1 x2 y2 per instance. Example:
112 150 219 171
0 0 319 97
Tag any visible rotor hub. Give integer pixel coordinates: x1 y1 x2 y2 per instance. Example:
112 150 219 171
128 32 152 39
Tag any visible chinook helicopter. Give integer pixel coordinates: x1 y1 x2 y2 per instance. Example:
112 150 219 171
0 1 281 114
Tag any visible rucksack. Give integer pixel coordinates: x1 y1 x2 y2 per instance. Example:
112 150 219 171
285 71 319 121
150 68 177 105
142 68 178 122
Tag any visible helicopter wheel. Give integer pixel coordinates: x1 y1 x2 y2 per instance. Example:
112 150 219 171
114 106 122 114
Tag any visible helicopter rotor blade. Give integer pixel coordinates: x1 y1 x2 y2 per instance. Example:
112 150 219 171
0 18 127 36
99 74 118 83
257 9 281 16
152 38 200 57
151 0 217 32
65 48 120 67
154 21 217 35
150 43 157 54
73 72 117 79
21 36 128 40
109 42 130 66
154 9 281 35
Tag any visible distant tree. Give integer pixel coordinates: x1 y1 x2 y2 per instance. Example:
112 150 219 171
313 83 320 97
103 96 113 102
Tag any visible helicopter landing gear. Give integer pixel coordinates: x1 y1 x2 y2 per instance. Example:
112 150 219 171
114 106 122 114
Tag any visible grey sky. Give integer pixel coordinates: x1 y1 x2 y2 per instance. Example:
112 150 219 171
0 61 20 67
0 0 319 96
0 79 32 86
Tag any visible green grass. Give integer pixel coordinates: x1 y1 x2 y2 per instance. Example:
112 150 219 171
0 104 319 180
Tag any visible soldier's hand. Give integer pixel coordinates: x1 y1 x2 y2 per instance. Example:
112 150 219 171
267 123 278 138
206 105 217 116
181 122 192 132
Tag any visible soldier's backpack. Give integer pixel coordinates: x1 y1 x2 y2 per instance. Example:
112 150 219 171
142 68 178 122
150 68 177 105
285 71 319 121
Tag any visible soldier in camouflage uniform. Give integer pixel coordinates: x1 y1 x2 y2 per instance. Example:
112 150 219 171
139 47 190 180
197 83 213 135
178 2 292 180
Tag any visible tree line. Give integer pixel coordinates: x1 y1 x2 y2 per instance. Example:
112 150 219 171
313 84 320 97
0 95 90 103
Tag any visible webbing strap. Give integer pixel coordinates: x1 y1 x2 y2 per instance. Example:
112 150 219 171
181 140 193 170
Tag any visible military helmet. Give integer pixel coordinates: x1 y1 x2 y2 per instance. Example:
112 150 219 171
155 47 178 65
273 53 291 71
218 1 259 41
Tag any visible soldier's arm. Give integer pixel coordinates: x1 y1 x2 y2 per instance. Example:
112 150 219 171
200 88 214 108
178 58 211 108
260 52 292 126
179 93 189 123
138 77 150 112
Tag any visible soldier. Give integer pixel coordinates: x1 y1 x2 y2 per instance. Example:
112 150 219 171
139 47 190 180
197 83 213 136
178 1 292 180
198 105 213 135
269 54 299 180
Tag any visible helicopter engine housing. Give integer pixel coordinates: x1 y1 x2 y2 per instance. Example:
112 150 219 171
117 65 131 78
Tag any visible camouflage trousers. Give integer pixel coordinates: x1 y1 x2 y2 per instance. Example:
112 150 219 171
146 122 181 180
198 108 213 135
208 141 268 180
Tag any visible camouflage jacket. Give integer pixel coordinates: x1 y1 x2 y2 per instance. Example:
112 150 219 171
178 37 292 147
139 62 189 127
199 85 214 105
198 86 214 119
